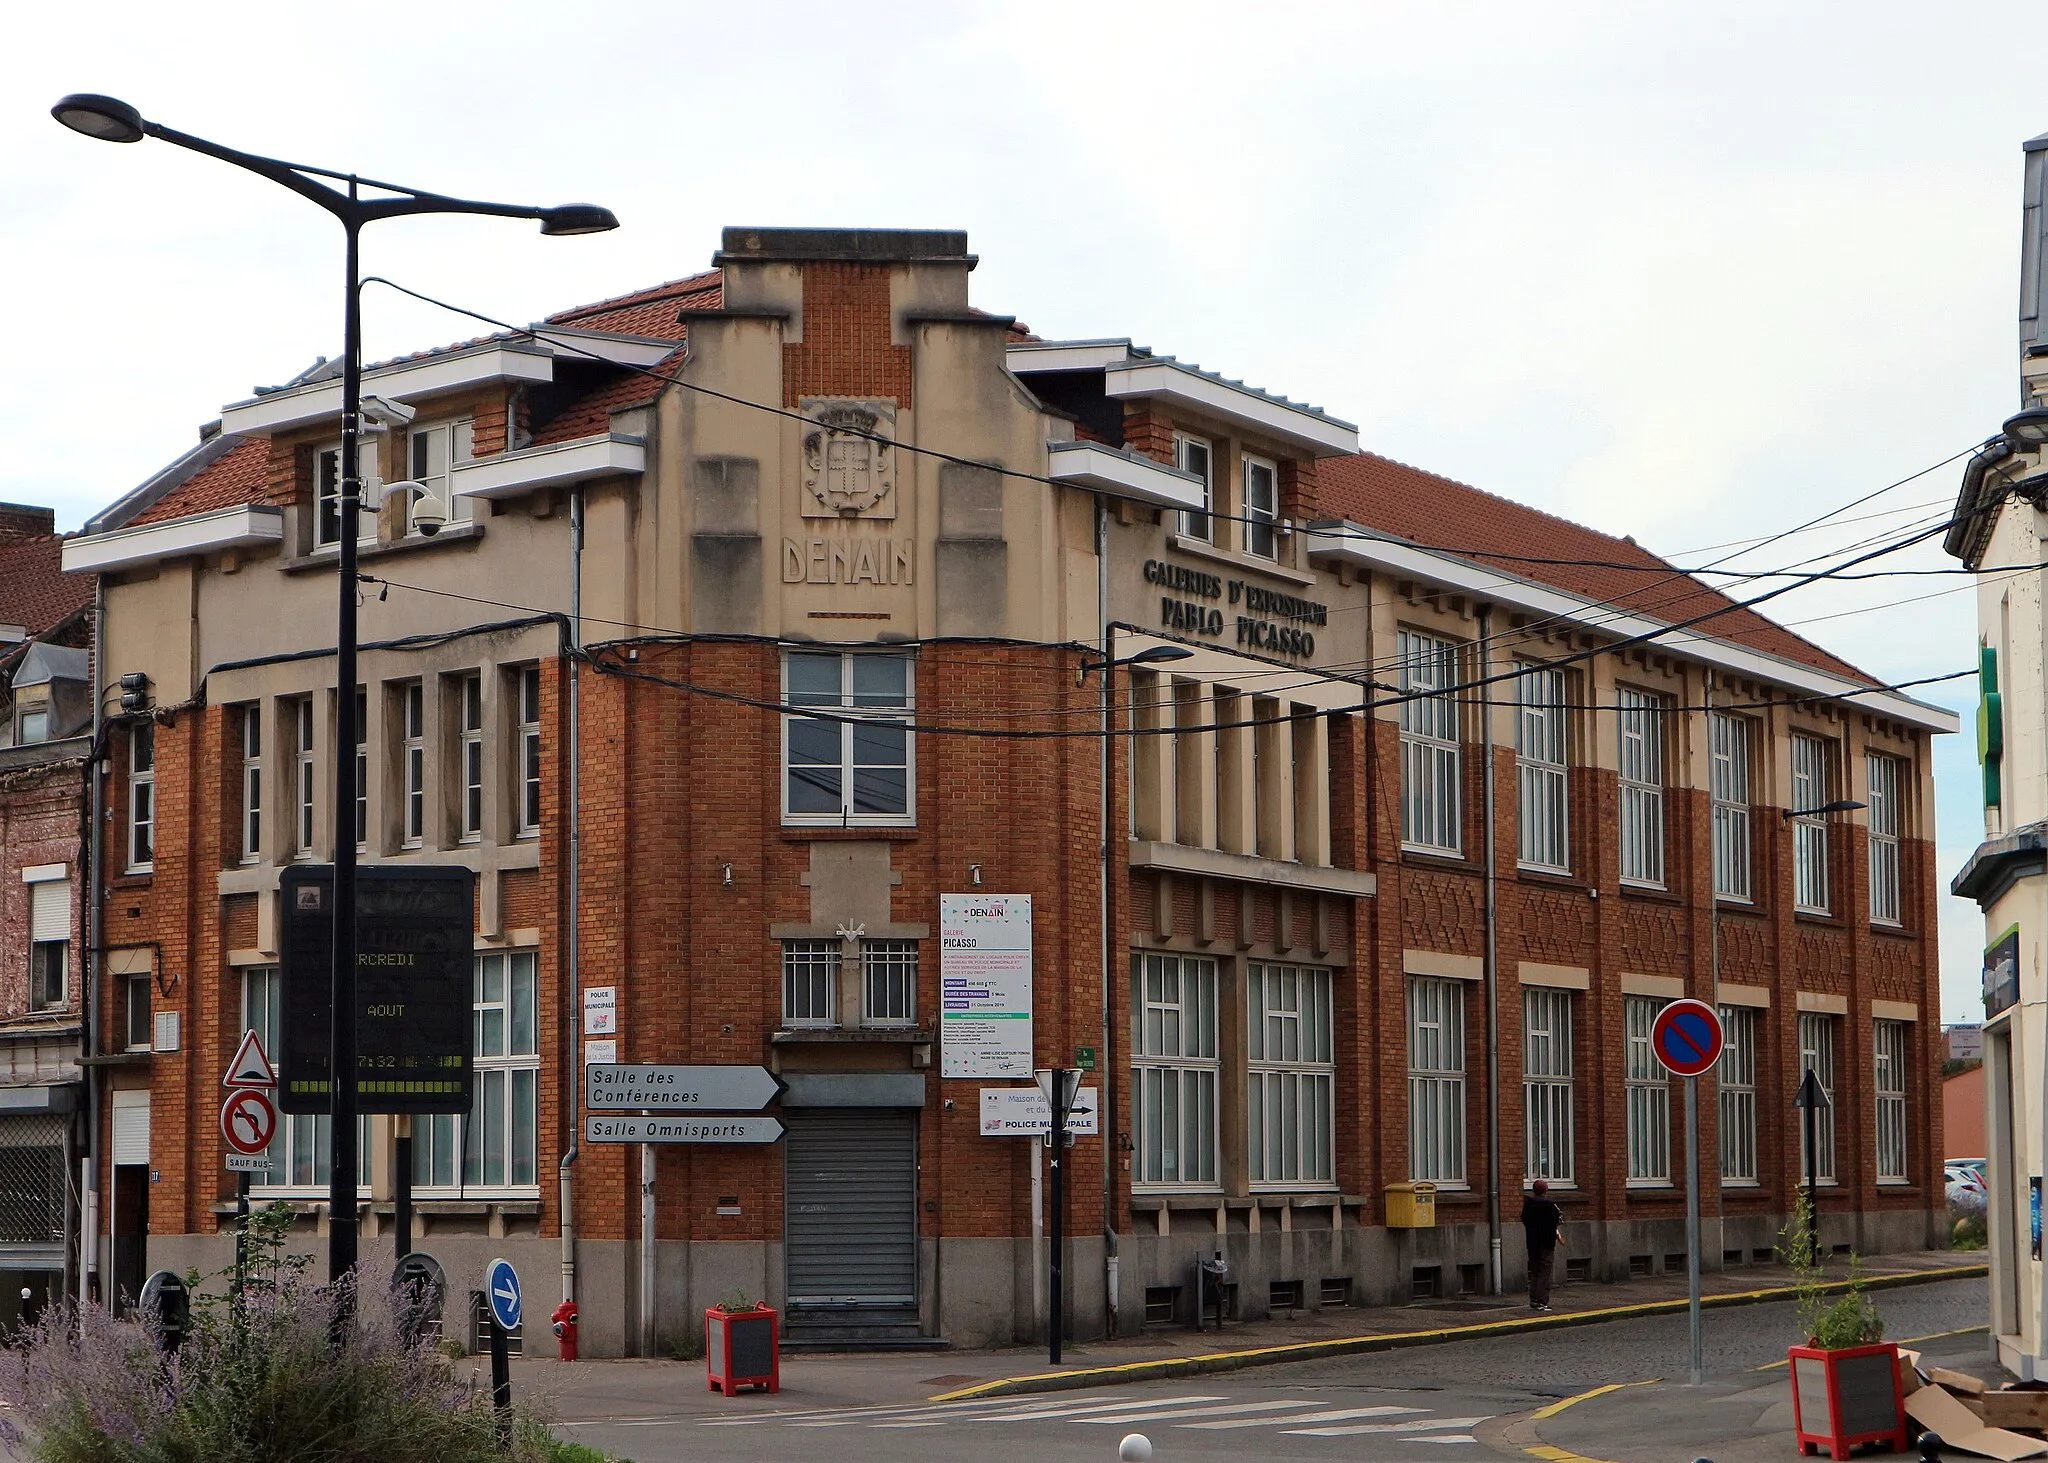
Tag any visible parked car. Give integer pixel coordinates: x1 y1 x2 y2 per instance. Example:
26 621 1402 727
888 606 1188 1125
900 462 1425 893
1946 1162 1988 1213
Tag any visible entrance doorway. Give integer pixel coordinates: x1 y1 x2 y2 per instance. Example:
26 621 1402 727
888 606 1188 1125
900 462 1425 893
111 1166 147 1313
783 1110 918 1341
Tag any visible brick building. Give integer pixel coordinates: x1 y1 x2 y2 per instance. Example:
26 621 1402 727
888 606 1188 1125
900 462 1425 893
60 228 1953 1354
0 503 94 1327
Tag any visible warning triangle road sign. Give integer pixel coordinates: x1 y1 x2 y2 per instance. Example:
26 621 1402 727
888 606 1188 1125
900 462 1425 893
223 1029 276 1089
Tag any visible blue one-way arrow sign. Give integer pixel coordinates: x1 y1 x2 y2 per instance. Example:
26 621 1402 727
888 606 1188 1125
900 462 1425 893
485 1257 521 1332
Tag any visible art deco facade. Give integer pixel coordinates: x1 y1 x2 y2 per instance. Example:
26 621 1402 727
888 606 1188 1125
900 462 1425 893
61 228 1952 1354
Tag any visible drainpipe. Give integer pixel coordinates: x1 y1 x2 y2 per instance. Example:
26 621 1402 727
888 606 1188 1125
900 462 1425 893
558 485 585 1309
1478 604 1503 1295
81 577 107 1312
1096 496 1119 1339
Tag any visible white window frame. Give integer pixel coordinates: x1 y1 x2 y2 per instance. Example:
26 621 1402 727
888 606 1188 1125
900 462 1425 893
294 699 316 859
1175 433 1214 542
312 441 379 549
782 941 839 1028
17 704 49 744
1516 663 1570 873
412 952 540 1196
1243 453 1279 560
404 418 475 534
516 666 542 840
1710 712 1752 901
1798 1012 1838 1183
1792 734 1832 914
1132 952 1219 1190
1408 976 1466 1186
1247 963 1335 1188
402 681 426 848
862 940 917 1028
1523 986 1574 1184
123 972 152 1052
1867 751 1903 926
781 651 915 827
1617 687 1666 888
1718 1005 1758 1184
28 877 68 1012
127 722 155 873
1875 1018 1908 1183
240 704 263 863
1397 630 1461 854
457 673 485 844
1624 996 1671 1185
244 967 371 1196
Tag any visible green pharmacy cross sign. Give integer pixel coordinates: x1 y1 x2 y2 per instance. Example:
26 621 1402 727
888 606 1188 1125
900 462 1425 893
1980 644 2004 811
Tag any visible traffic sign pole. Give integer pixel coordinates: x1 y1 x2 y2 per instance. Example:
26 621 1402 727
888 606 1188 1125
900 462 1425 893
1649 1000 1723 1389
1685 1074 1701 1386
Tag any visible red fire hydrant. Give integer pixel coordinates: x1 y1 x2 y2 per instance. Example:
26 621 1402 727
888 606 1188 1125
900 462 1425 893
551 1300 579 1361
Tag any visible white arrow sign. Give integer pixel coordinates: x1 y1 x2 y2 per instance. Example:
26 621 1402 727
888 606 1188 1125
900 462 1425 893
585 1115 785 1144
584 1064 783 1111
980 1087 1100 1136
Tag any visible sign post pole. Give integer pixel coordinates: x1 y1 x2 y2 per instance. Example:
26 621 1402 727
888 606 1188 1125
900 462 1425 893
233 1170 250 1303
1049 1078 1067 1366
1649 999 1723 1390
1685 1073 1701 1386
394 1115 413 1269
485 1258 521 1443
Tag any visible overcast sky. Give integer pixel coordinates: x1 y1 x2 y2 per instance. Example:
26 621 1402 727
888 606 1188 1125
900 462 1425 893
5 2 2041 1023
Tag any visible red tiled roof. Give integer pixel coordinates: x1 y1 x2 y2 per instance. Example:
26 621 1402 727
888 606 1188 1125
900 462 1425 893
131 438 272 527
532 347 687 445
544 270 721 340
0 535 92 634
1318 452 1876 686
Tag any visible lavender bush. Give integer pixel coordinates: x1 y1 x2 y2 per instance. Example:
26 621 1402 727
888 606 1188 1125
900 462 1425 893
1 1203 556 1463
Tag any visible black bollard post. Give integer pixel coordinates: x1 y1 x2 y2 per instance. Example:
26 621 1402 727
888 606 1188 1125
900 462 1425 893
1919 1432 1945 1463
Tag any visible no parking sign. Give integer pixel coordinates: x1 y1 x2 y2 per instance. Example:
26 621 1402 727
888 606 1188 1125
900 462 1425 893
1651 999 1723 1078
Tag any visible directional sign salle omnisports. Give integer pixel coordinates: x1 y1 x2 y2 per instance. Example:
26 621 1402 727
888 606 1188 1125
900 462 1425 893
1651 999 1724 1079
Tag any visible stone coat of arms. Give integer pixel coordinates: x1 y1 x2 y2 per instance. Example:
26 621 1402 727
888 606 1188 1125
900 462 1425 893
800 398 897 520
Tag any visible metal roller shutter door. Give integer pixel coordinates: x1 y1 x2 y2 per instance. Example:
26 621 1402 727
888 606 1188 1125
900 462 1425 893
784 1110 917 1305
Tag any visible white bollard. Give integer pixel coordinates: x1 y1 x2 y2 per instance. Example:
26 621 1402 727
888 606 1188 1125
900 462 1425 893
1120 1434 1154 1463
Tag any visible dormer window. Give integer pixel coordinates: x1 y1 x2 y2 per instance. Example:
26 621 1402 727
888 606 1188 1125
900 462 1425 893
16 704 49 744
405 419 475 535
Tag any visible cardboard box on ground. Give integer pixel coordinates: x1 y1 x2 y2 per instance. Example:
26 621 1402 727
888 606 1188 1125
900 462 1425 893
1900 1351 2048 1460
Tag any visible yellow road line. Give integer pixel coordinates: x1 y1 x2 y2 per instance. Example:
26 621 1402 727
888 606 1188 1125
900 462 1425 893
1505 1379 1656 1463
1752 1323 1988 1372
927 1263 1986 1402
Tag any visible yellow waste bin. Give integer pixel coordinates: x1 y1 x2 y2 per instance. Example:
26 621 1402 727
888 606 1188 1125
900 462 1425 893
1385 1181 1437 1229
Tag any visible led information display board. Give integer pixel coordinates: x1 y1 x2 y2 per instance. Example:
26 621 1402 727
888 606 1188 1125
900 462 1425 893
278 865 476 1115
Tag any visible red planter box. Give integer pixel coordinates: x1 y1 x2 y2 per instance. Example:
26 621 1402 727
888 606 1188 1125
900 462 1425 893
1788 1342 1910 1459
705 1304 780 1397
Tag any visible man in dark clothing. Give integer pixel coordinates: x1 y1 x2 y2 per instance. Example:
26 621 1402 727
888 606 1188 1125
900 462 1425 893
1521 1179 1564 1311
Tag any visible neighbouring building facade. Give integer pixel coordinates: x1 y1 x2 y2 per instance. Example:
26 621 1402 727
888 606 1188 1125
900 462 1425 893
1946 126 2048 1381
62 227 1952 1355
0 504 94 1328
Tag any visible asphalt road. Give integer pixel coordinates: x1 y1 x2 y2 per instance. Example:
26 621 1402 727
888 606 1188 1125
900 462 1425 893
557 1277 1990 1463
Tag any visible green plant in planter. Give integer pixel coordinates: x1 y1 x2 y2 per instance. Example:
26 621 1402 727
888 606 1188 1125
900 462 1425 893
715 1290 759 1314
1779 1190 1884 1348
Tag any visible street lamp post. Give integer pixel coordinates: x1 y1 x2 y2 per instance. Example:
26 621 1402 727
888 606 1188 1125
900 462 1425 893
52 94 616 1286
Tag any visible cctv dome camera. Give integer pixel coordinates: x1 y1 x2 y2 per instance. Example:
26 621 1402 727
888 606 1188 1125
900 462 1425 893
411 492 450 536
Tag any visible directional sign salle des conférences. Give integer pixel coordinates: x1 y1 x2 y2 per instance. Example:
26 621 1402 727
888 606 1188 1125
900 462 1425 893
583 1064 783 1111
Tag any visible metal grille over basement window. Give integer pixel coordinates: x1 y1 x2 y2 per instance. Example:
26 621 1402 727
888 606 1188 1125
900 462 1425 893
862 941 916 1027
783 941 839 1028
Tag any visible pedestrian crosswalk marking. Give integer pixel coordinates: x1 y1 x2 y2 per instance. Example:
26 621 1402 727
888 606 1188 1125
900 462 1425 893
974 1394 1228 1422
1409 1436 1478 1445
1075 1400 1324 1424
1181 1404 1425 1429
703 1394 1108 1427
1285 1415 1489 1437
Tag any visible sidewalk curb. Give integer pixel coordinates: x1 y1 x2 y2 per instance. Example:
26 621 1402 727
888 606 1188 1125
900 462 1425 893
928 1263 1987 1402
1498 1381 1654 1463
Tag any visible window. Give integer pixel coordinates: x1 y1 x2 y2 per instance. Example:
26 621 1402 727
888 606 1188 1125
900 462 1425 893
1718 1006 1758 1184
1710 713 1751 901
1617 688 1666 887
242 968 369 1191
1792 734 1831 914
124 973 152 1052
782 941 839 1028
404 419 475 534
1397 630 1461 853
1243 454 1279 559
294 699 316 857
457 673 484 842
1868 752 1903 925
353 689 367 853
312 443 378 549
1624 996 1670 1184
240 705 263 862
516 667 542 839
127 723 155 871
1132 953 1218 1187
862 940 917 1027
1175 434 1214 542
1408 977 1466 1184
17 705 49 743
28 878 67 1011
402 682 426 847
1798 1012 1837 1182
1516 664 1569 872
783 652 913 825
412 952 540 1193
1247 963 1334 1186
1523 987 1574 1182
1875 1019 1908 1182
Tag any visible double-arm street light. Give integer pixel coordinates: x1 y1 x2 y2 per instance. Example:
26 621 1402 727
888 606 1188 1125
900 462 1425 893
53 93 617 1285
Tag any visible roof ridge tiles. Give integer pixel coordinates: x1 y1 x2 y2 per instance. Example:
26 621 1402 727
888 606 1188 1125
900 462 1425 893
544 269 723 323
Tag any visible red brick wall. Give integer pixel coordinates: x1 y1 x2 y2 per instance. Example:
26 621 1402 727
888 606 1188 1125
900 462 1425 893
782 264 913 409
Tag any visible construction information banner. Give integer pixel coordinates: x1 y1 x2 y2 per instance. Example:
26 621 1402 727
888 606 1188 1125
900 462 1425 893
940 894 1033 1078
